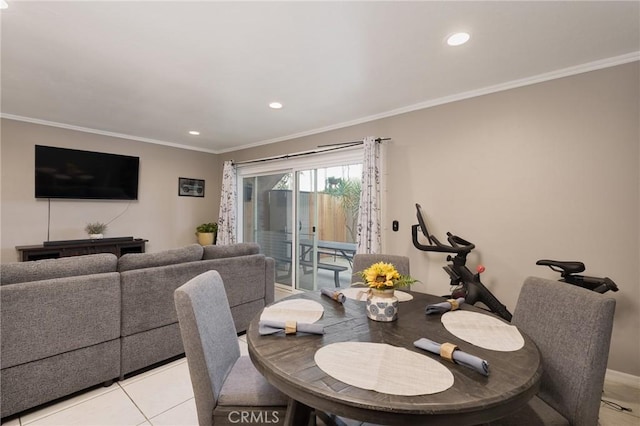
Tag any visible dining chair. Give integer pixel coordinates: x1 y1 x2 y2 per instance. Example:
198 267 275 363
489 276 616 426
351 254 411 286
174 270 288 426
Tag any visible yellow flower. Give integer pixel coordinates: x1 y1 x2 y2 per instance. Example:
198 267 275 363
359 262 417 290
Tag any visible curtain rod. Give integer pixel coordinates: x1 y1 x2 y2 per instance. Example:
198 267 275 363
317 137 390 148
233 137 389 166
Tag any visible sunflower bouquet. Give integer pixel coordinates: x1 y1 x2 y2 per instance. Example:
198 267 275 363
359 261 417 290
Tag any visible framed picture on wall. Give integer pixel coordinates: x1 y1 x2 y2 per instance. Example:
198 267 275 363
178 177 205 197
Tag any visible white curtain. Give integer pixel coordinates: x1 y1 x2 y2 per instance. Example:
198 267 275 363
217 160 237 245
356 136 382 254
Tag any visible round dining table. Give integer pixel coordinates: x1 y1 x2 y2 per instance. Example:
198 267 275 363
247 290 542 426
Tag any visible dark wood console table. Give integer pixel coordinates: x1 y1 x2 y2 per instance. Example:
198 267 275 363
16 238 148 261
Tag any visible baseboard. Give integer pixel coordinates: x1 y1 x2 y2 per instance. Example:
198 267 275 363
605 369 640 388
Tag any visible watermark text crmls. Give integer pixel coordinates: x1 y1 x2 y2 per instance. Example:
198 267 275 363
228 410 280 424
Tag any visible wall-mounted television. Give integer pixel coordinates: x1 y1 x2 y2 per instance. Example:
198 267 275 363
35 145 139 200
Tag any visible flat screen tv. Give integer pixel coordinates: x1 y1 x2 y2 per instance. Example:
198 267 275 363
35 145 139 200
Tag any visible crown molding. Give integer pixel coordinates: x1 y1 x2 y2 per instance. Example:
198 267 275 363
0 114 218 154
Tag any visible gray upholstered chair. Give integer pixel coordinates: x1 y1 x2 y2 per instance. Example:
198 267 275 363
351 253 411 287
174 270 288 426
489 276 616 426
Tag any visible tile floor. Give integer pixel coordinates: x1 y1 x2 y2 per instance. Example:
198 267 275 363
1 287 638 426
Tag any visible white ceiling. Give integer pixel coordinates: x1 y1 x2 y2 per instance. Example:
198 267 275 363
1 1 639 153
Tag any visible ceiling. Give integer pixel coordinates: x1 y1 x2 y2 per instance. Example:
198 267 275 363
1 1 639 154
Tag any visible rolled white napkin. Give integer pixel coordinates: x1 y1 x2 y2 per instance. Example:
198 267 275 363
413 337 489 376
425 297 465 315
259 319 325 336
321 288 346 303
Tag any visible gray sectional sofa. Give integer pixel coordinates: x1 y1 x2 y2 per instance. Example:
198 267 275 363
0 243 275 419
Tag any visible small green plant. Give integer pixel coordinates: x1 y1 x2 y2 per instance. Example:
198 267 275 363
196 222 218 233
85 222 107 235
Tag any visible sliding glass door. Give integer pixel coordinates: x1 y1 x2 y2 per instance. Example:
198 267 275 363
239 149 363 292
295 166 362 290
242 172 294 285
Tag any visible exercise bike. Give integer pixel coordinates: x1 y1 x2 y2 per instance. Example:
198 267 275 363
536 259 619 293
411 203 513 321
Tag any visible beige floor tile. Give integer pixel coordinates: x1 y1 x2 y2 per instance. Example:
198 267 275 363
119 357 188 387
20 385 120 425
599 373 640 426
148 398 198 426
274 287 291 301
599 406 639 426
120 361 193 419
22 387 145 426
0 418 20 426
239 337 249 356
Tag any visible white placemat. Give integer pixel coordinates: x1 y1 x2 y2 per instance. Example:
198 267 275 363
441 310 524 351
314 342 454 395
260 299 324 323
394 290 414 302
340 288 414 302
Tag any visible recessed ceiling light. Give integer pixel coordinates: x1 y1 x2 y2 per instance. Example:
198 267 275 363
269 102 283 109
447 32 470 46
188 131 200 136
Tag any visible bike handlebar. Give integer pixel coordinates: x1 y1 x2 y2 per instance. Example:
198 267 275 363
412 224 475 254
412 204 475 255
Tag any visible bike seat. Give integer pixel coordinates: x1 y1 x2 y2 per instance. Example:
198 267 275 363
536 259 585 274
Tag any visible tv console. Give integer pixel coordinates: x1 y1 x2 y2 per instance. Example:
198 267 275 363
16 238 148 262
43 236 135 246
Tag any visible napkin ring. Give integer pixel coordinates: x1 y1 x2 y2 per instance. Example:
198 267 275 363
284 321 297 335
440 342 458 362
447 299 460 310
332 291 343 301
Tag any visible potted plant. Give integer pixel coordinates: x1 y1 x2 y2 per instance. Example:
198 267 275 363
85 222 107 239
195 222 218 246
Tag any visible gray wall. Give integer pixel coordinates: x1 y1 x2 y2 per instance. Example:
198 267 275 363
0 119 221 261
221 62 640 376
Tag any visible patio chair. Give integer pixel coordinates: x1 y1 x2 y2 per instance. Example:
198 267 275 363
174 270 288 426
489 276 616 426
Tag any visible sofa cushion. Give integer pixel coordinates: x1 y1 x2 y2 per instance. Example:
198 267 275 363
1 340 120 418
118 244 204 272
120 254 268 337
202 243 260 260
120 260 216 337
204 254 267 307
0 253 118 286
1 273 121 369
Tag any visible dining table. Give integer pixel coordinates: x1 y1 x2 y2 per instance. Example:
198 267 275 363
247 290 542 426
